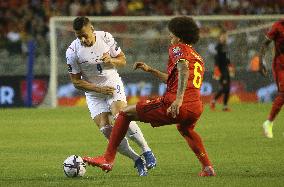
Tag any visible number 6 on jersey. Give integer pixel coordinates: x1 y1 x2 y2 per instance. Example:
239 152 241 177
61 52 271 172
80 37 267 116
193 62 203 88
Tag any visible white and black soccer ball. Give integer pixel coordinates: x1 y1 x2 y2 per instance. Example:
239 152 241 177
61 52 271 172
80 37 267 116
63 155 86 177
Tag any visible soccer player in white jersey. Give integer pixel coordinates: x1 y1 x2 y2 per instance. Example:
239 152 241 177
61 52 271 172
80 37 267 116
66 17 156 176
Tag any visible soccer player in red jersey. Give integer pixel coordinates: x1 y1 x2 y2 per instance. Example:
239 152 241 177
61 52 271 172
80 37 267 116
83 16 215 176
260 19 284 138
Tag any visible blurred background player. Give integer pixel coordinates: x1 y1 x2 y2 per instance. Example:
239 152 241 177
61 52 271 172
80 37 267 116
66 17 156 176
83 16 215 177
210 31 234 111
260 19 284 138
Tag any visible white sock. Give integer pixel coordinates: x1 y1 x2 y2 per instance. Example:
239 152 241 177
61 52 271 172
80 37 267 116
264 120 273 125
100 125 140 162
127 121 151 153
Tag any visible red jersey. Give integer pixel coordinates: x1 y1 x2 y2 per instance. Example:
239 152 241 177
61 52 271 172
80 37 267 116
266 20 284 60
165 43 204 103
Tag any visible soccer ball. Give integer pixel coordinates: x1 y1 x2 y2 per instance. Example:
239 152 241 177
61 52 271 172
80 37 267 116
63 155 86 177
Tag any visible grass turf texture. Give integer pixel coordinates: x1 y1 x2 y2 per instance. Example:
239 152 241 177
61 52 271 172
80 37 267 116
0 103 284 186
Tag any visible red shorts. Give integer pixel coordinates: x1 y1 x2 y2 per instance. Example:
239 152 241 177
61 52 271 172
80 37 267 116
272 60 284 92
136 97 203 128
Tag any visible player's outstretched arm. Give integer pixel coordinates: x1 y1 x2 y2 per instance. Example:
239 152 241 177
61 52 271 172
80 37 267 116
259 38 271 77
69 73 115 95
133 62 168 83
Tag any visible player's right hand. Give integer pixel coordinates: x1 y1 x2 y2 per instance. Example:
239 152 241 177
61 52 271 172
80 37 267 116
133 62 151 72
101 53 112 64
167 99 182 118
94 86 115 95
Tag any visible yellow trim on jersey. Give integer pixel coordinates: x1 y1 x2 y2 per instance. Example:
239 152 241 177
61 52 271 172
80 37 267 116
175 58 189 65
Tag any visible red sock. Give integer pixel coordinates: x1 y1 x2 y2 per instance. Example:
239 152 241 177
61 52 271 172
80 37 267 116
268 93 284 121
104 111 131 163
177 124 212 168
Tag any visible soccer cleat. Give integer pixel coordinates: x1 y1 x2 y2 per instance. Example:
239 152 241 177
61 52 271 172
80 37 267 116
134 157 148 176
142 151 157 170
210 101 216 111
222 107 231 112
199 166 216 177
82 156 113 172
263 120 273 138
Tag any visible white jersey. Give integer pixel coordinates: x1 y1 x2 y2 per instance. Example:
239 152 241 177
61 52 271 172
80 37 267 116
66 31 122 87
66 31 127 117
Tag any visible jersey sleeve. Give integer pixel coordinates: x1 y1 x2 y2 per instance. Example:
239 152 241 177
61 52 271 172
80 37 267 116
103 32 122 57
66 43 81 74
266 22 279 40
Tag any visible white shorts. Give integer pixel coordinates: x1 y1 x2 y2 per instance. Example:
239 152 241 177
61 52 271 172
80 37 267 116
85 77 127 119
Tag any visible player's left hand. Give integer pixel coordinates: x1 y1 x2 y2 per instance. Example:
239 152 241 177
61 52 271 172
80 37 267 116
167 99 182 118
101 53 112 64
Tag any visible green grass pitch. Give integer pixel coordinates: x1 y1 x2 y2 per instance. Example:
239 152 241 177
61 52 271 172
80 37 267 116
1 103 284 186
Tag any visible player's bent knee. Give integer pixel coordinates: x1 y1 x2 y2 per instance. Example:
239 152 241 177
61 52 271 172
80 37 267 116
176 124 189 136
96 122 111 129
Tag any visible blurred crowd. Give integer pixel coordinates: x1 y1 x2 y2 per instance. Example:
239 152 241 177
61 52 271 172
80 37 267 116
0 0 283 56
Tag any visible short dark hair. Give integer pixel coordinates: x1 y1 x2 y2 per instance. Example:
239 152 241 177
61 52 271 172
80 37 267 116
168 16 200 44
73 17 90 31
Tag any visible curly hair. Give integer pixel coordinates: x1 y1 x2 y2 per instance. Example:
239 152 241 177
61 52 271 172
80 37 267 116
168 16 200 44
73 17 90 31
